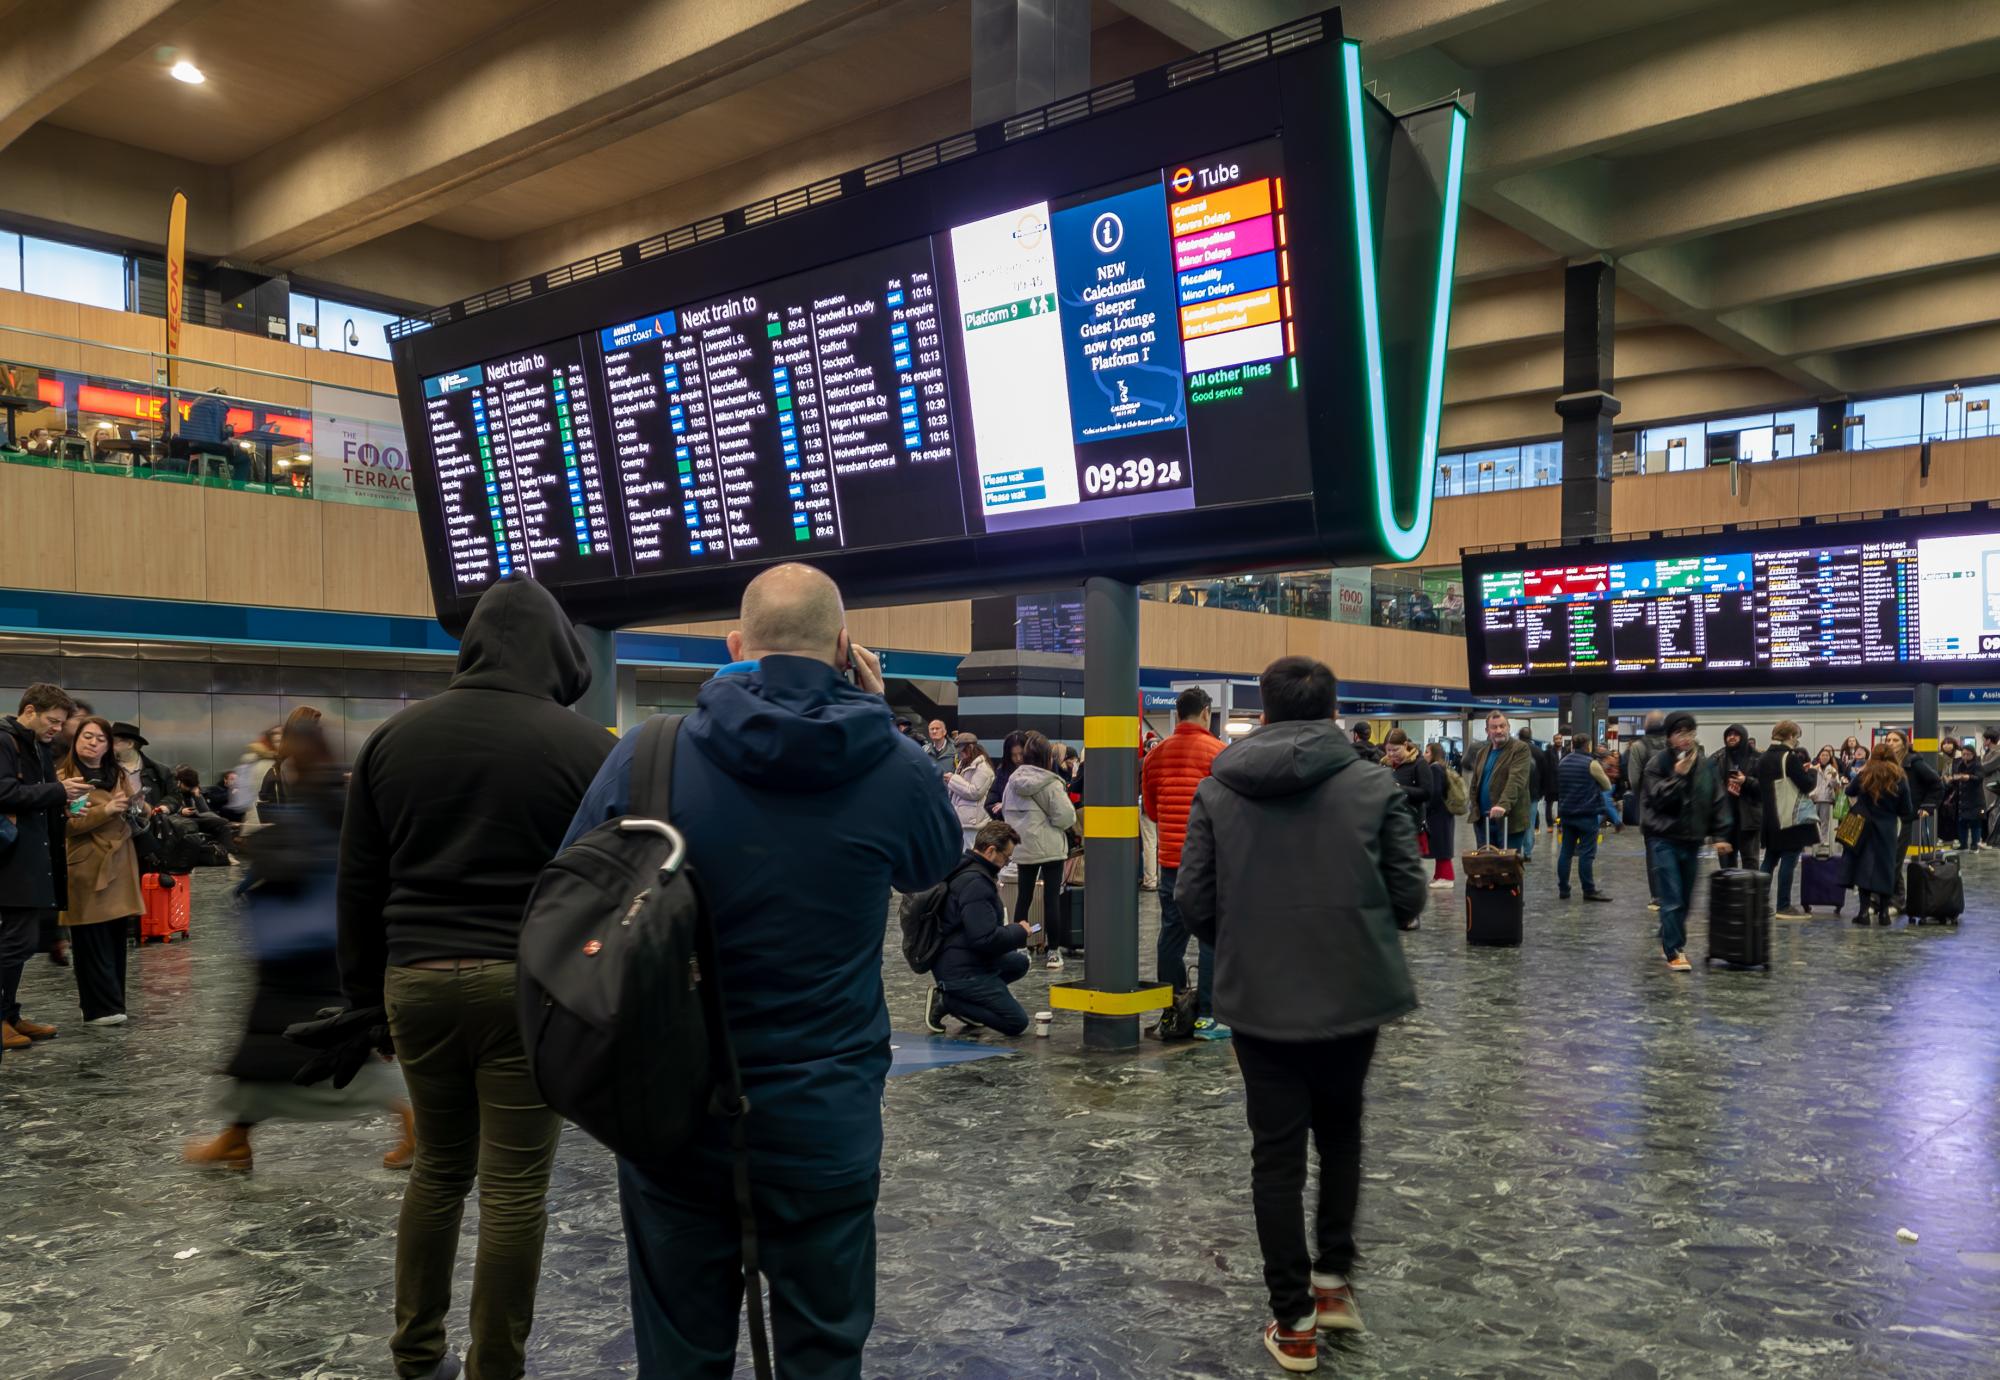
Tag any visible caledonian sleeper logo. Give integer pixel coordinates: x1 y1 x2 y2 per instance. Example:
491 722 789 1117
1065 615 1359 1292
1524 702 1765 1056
1340 40 1467 563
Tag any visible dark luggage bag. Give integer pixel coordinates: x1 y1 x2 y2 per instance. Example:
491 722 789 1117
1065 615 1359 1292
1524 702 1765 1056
1466 886 1523 946
1905 821 1964 924
1706 867 1772 968
1463 847 1524 946
1056 882 1085 952
1799 851 1847 914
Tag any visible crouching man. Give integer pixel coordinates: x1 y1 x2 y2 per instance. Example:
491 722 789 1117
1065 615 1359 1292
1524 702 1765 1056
925 821 1035 1036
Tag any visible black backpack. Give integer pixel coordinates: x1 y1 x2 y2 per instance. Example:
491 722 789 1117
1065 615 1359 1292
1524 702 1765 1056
898 856 978 973
517 715 773 1380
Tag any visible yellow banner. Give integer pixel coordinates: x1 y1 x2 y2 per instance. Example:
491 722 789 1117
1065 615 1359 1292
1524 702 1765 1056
165 190 187 400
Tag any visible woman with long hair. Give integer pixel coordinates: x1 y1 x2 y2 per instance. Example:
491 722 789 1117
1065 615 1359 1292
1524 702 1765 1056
1424 742 1457 888
943 735 995 851
1002 730 1076 969
56 717 143 1024
186 706 413 1171
1845 745 1912 925
985 729 1026 821
1885 728 1941 910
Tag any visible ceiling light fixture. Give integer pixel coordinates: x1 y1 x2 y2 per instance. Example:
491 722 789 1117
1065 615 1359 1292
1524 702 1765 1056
169 60 205 84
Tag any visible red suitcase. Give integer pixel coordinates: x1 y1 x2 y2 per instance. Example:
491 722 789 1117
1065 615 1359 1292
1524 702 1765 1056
138 873 191 943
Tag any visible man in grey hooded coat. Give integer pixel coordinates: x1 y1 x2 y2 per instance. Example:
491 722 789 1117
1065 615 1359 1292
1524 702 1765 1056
1177 655 1424 1369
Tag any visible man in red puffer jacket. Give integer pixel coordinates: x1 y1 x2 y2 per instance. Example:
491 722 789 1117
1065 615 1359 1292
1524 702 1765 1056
1142 686 1228 1038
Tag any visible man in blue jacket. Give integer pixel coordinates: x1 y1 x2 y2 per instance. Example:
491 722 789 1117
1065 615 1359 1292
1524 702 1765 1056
564 562 960 1380
924 819 1034 1036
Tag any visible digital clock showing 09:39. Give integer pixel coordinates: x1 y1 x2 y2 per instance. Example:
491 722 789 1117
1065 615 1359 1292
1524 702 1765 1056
1081 454 1186 496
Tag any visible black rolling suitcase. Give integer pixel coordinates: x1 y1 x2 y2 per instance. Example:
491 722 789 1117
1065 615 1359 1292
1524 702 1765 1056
1463 845 1524 946
1904 819 1963 925
1706 867 1772 968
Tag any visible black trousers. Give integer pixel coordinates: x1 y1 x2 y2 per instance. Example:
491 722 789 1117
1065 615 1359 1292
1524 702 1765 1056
1013 859 1064 949
0 905 50 1025
70 921 129 1021
619 1160 878 1379
1233 1027 1380 1326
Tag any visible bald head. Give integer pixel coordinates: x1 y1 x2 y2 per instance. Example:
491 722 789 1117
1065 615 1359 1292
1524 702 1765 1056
731 563 846 664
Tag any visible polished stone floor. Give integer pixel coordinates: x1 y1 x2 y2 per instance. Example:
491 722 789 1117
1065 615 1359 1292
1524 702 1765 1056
3 837 1998 1379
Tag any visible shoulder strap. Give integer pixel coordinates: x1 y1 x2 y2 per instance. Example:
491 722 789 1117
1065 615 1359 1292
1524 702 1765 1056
628 714 684 820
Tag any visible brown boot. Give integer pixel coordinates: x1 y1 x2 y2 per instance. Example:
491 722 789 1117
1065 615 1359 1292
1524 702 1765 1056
184 1125 254 1171
1 1022 31 1051
382 1103 416 1171
13 1016 58 1040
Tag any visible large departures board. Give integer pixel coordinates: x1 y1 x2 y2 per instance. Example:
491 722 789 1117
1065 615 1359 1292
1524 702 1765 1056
1462 512 2000 693
390 13 1471 631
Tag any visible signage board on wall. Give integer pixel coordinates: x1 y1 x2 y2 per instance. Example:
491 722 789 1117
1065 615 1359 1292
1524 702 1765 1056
310 384 415 510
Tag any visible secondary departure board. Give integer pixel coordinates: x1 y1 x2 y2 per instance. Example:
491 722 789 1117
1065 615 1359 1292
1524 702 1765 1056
1464 516 2000 693
392 16 1475 630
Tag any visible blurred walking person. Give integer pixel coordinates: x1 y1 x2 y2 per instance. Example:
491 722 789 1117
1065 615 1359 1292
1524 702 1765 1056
186 708 412 1171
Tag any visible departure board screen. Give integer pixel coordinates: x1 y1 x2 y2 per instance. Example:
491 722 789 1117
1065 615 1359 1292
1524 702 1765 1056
1464 516 2000 692
392 18 1472 631
415 140 1308 601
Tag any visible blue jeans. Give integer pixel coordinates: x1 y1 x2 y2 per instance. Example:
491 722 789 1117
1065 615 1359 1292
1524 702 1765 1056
938 950 1031 1035
1761 849 1800 910
1156 866 1214 1019
1601 789 1617 822
1648 836 1702 958
1556 822 1599 895
1959 817 1984 850
619 1160 879 1379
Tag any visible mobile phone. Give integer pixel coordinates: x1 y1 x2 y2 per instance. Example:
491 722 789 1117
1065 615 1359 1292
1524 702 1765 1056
1027 923 1042 934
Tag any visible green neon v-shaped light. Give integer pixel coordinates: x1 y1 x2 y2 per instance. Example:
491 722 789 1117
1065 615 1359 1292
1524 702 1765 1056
1341 39 1468 562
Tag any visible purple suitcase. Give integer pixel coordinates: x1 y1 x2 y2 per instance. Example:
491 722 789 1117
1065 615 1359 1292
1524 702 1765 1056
1799 852 1846 913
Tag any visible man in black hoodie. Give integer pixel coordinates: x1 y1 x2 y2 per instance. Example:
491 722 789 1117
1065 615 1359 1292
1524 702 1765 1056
1176 655 1424 1372
337 577 612 1380
924 819 1033 1036
563 561 960 1380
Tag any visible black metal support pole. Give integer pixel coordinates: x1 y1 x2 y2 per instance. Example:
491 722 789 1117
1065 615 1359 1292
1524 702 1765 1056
1556 259 1619 542
1915 682 1940 753
1081 575 1140 1051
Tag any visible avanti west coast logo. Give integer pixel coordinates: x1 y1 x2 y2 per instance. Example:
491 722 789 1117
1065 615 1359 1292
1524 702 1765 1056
1341 40 1467 562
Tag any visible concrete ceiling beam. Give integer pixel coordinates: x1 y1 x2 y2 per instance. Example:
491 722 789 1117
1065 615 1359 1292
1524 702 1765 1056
227 0 933 268
1620 178 2000 313
1107 0 1555 59
0 0 228 154
1469 0 2000 180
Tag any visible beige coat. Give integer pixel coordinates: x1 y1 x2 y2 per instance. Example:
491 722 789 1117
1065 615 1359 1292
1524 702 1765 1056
61 776 144 926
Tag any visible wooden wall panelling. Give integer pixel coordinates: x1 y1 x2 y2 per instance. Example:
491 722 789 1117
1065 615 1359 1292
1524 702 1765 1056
71 471 206 601
320 502 433 617
75 303 163 384
204 489 324 609
174 323 239 398
0 289 82 374
0 465 77 590
846 600 970 655
232 335 311 409
1139 601 1287 674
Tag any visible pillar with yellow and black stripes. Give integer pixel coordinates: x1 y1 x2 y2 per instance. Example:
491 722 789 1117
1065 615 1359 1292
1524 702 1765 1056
1051 576 1169 1050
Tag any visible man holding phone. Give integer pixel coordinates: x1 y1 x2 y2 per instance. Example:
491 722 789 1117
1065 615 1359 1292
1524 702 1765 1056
924 819 1035 1036
565 561 961 1378
1640 712 1735 973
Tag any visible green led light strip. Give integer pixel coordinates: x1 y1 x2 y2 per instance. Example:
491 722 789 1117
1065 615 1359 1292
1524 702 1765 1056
1341 40 1468 562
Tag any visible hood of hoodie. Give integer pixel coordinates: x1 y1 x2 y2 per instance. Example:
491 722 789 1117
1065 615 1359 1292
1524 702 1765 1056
449 578 592 705
1210 719 1357 799
684 653 901 791
1720 723 1755 767
1007 763 1060 798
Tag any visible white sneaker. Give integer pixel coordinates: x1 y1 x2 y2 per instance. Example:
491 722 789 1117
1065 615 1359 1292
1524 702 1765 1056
1044 951 1065 971
1647 902 1661 912
85 1013 128 1027
1429 878 1454 889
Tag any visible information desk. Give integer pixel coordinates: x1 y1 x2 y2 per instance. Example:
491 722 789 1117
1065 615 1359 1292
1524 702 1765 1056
1463 510 2000 694
392 14 1469 632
